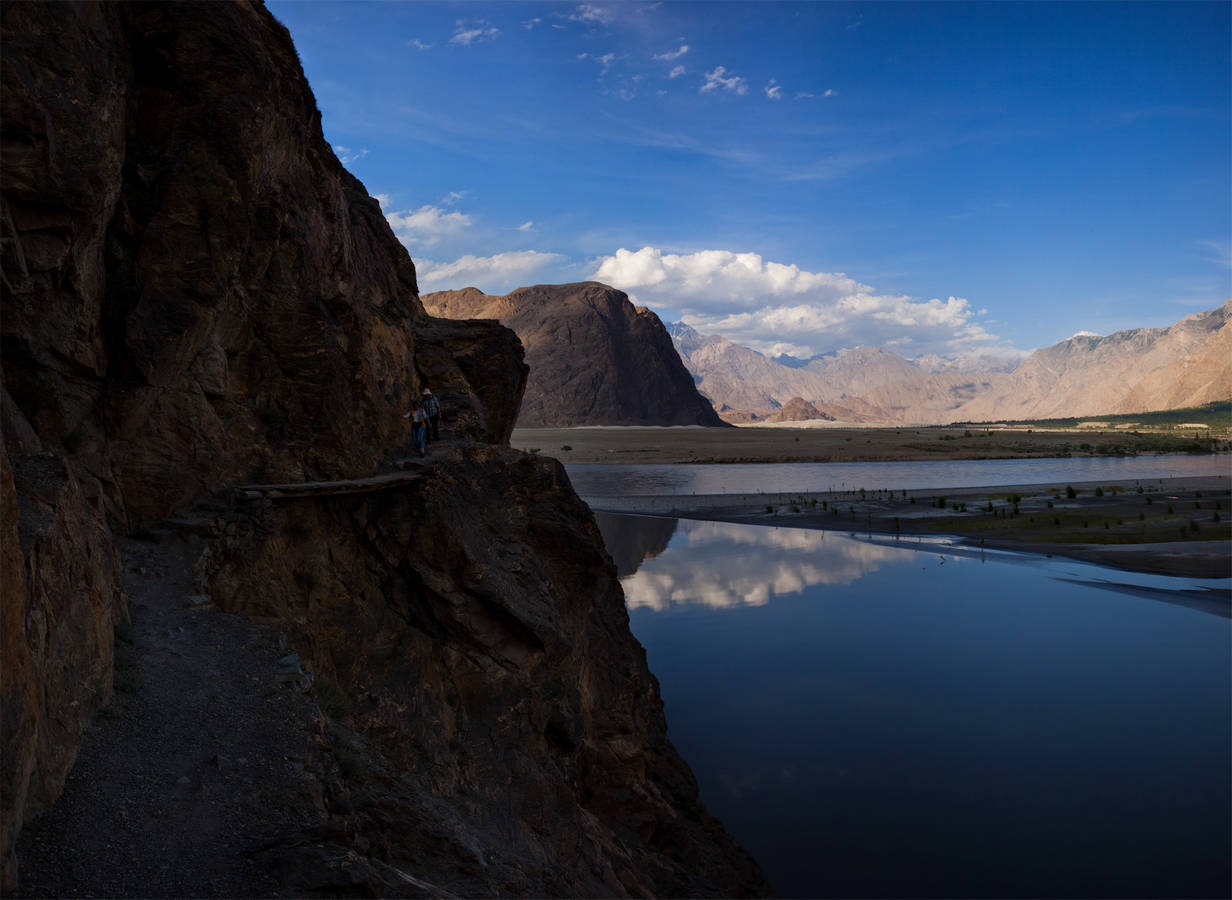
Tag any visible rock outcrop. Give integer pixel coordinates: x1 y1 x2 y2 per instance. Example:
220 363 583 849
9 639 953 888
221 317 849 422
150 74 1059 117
198 447 765 896
1 2 765 894
424 284 727 427
1 1 520 532
768 397 834 423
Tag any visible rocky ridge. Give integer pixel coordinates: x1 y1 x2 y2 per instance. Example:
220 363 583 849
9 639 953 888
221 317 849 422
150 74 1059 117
424 283 727 428
0 3 766 895
671 303 1231 424
951 300 1232 421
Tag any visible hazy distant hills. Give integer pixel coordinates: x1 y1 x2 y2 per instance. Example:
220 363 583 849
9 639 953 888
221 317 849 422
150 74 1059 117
668 323 972 422
423 282 726 427
671 300 1232 424
952 300 1232 422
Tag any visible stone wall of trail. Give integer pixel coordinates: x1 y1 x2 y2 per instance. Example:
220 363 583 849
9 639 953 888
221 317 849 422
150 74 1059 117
0 2 766 895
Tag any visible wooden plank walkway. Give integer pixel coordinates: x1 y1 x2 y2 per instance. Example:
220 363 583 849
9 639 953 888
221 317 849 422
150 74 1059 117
234 462 429 500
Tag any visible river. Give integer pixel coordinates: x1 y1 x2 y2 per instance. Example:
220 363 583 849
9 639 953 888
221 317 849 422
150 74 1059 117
594 511 1231 898
567 452 1229 498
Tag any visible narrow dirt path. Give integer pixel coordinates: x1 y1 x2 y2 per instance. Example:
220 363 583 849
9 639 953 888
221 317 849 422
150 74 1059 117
15 535 328 898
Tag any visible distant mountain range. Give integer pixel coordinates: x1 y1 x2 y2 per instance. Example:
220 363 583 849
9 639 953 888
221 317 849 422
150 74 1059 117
423 282 726 427
671 300 1232 424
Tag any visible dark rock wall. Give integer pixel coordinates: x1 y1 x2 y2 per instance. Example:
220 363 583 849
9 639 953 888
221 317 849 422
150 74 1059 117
200 446 766 897
423 283 728 427
1 2 763 896
1 1 521 529
0 0 520 883
0 425 127 890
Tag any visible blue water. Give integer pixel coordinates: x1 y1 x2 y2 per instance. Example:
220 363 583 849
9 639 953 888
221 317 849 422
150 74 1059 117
569 453 1230 497
597 513 1232 898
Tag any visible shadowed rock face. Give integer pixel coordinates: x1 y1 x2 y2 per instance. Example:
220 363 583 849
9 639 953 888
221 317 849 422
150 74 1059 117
1 3 765 895
202 447 767 897
0 435 127 891
1 1 522 530
424 283 728 427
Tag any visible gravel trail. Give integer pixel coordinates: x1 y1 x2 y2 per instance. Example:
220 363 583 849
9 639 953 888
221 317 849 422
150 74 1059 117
15 536 327 898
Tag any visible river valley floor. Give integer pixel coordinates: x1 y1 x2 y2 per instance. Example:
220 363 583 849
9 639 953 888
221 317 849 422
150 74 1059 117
512 423 1226 465
513 428 1231 580
583 476 1230 580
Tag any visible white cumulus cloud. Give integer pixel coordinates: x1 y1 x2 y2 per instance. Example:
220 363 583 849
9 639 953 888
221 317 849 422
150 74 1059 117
700 66 748 95
516 221 534 231
591 246 1000 357
669 64 686 79
403 38 433 50
384 205 472 247
416 251 566 291
764 79 783 100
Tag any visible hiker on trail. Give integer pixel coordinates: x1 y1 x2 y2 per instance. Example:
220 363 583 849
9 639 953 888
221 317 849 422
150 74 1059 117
402 400 427 457
422 388 441 442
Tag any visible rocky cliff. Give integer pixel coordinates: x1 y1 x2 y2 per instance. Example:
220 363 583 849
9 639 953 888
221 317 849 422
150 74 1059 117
0 2 765 894
424 284 728 427
198 447 763 896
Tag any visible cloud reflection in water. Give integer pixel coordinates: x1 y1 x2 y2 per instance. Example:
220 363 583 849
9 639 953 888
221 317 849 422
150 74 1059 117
619 520 911 612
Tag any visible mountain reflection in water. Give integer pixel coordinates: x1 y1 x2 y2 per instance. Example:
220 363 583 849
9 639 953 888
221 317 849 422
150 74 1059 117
595 512 1231 899
593 512 677 577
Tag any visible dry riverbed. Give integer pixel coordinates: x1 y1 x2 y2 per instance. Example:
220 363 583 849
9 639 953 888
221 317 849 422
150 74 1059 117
512 427 1231 580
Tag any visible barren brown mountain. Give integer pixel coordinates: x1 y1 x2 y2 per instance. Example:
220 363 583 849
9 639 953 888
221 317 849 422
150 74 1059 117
951 300 1232 421
672 303 1231 424
424 283 727 427
768 397 834 423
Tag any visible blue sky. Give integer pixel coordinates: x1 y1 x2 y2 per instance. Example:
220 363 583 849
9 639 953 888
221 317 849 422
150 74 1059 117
267 0 1230 359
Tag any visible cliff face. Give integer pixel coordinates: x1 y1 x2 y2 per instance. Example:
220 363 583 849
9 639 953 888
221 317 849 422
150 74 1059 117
424 283 727 427
1 1 520 531
199 447 764 896
0 440 128 890
1 3 762 894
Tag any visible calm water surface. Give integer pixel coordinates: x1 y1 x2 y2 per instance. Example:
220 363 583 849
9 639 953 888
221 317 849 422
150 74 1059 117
595 512 1232 898
569 453 1229 498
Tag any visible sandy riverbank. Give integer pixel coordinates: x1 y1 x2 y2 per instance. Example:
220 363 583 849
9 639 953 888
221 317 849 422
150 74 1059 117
583 475 1232 580
512 425 1222 465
